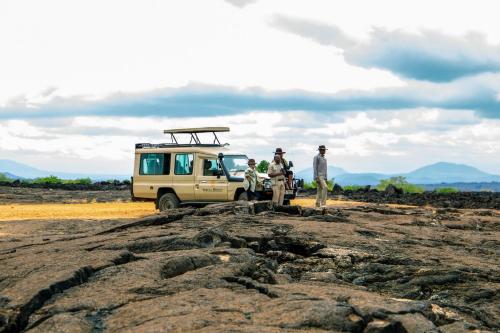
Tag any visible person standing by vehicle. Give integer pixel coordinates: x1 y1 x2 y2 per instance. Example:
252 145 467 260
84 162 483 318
243 159 259 201
274 148 293 190
267 154 286 205
313 145 328 208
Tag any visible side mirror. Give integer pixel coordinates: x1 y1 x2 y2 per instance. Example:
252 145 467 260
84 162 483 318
288 161 294 168
215 169 224 179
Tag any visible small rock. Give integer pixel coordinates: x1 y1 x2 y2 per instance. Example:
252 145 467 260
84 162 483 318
390 313 437 333
364 319 402 333
438 321 479 333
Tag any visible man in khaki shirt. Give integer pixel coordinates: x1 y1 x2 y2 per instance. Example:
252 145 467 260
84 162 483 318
274 147 293 189
267 154 286 205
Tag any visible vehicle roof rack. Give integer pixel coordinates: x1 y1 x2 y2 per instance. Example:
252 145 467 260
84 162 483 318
135 143 226 149
163 127 230 145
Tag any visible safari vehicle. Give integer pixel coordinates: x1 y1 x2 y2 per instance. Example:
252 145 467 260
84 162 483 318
131 127 302 211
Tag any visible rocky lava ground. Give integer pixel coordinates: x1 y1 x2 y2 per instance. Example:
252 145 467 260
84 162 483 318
0 200 498 333
0 186 131 205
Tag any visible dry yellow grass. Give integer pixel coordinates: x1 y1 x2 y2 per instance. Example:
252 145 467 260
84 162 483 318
0 202 156 221
0 198 414 222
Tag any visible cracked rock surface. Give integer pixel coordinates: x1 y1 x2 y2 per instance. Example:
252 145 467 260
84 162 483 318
0 201 498 332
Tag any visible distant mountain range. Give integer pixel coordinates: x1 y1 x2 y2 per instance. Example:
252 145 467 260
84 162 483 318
2 172 23 180
296 162 500 185
0 159 129 181
2 159 500 186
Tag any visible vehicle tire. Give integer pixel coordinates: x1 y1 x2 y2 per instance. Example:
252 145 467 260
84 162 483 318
283 199 291 206
158 193 180 211
237 191 248 201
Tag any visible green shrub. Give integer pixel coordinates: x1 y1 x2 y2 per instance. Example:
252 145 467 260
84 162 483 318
0 173 12 182
28 176 94 185
435 187 459 194
327 179 334 191
400 183 425 194
343 185 364 191
64 177 92 185
33 175 63 184
256 160 269 173
303 179 335 191
303 180 317 190
376 176 424 194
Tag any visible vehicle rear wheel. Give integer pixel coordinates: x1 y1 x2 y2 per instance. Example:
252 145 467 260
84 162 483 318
237 191 248 201
158 193 180 211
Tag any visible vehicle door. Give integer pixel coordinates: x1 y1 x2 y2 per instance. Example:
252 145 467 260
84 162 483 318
172 152 195 201
195 155 228 201
133 152 172 199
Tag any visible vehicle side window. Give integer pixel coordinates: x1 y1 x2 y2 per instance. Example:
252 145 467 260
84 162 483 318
202 159 221 176
139 153 171 175
174 153 194 175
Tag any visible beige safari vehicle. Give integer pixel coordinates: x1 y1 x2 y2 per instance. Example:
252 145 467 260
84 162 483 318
131 127 300 211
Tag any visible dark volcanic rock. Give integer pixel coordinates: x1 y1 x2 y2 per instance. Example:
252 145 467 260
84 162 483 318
384 184 404 195
299 187 500 209
332 183 343 194
0 201 498 332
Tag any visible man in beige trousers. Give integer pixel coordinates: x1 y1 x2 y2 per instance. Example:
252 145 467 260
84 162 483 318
313 145 328 208
267 154 286 205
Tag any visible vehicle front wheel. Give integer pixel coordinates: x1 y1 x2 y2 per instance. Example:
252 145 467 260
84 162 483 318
237 191 248 201
158 193 180 211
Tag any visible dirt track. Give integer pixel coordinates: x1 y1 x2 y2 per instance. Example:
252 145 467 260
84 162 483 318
1 193 499 332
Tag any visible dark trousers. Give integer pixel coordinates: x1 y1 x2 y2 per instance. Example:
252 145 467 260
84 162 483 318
246 189 258 201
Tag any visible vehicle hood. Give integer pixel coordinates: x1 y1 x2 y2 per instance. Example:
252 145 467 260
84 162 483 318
256 171 270 180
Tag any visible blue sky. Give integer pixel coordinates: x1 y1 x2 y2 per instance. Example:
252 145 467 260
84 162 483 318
0 0 499 175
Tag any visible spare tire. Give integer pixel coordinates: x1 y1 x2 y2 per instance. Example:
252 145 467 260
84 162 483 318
158 193 180 211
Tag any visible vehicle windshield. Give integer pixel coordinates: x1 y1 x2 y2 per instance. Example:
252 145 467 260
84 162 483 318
222 155 248 173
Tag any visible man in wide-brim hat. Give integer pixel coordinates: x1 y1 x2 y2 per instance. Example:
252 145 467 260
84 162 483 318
274 148 293 189
313 145 328 208
267 153 286 205
274 148 286 155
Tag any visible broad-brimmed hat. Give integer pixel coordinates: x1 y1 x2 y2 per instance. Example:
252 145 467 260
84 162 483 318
318 145 328 150
274 148 286 154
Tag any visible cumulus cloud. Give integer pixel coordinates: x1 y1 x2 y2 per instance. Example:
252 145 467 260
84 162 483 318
271 15 500 82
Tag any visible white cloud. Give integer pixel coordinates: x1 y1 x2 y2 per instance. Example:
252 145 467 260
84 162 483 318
223 0 258 8
3 0 457 105
2 110 500 175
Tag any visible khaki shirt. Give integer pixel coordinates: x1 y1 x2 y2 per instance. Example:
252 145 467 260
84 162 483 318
267 161 285 186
